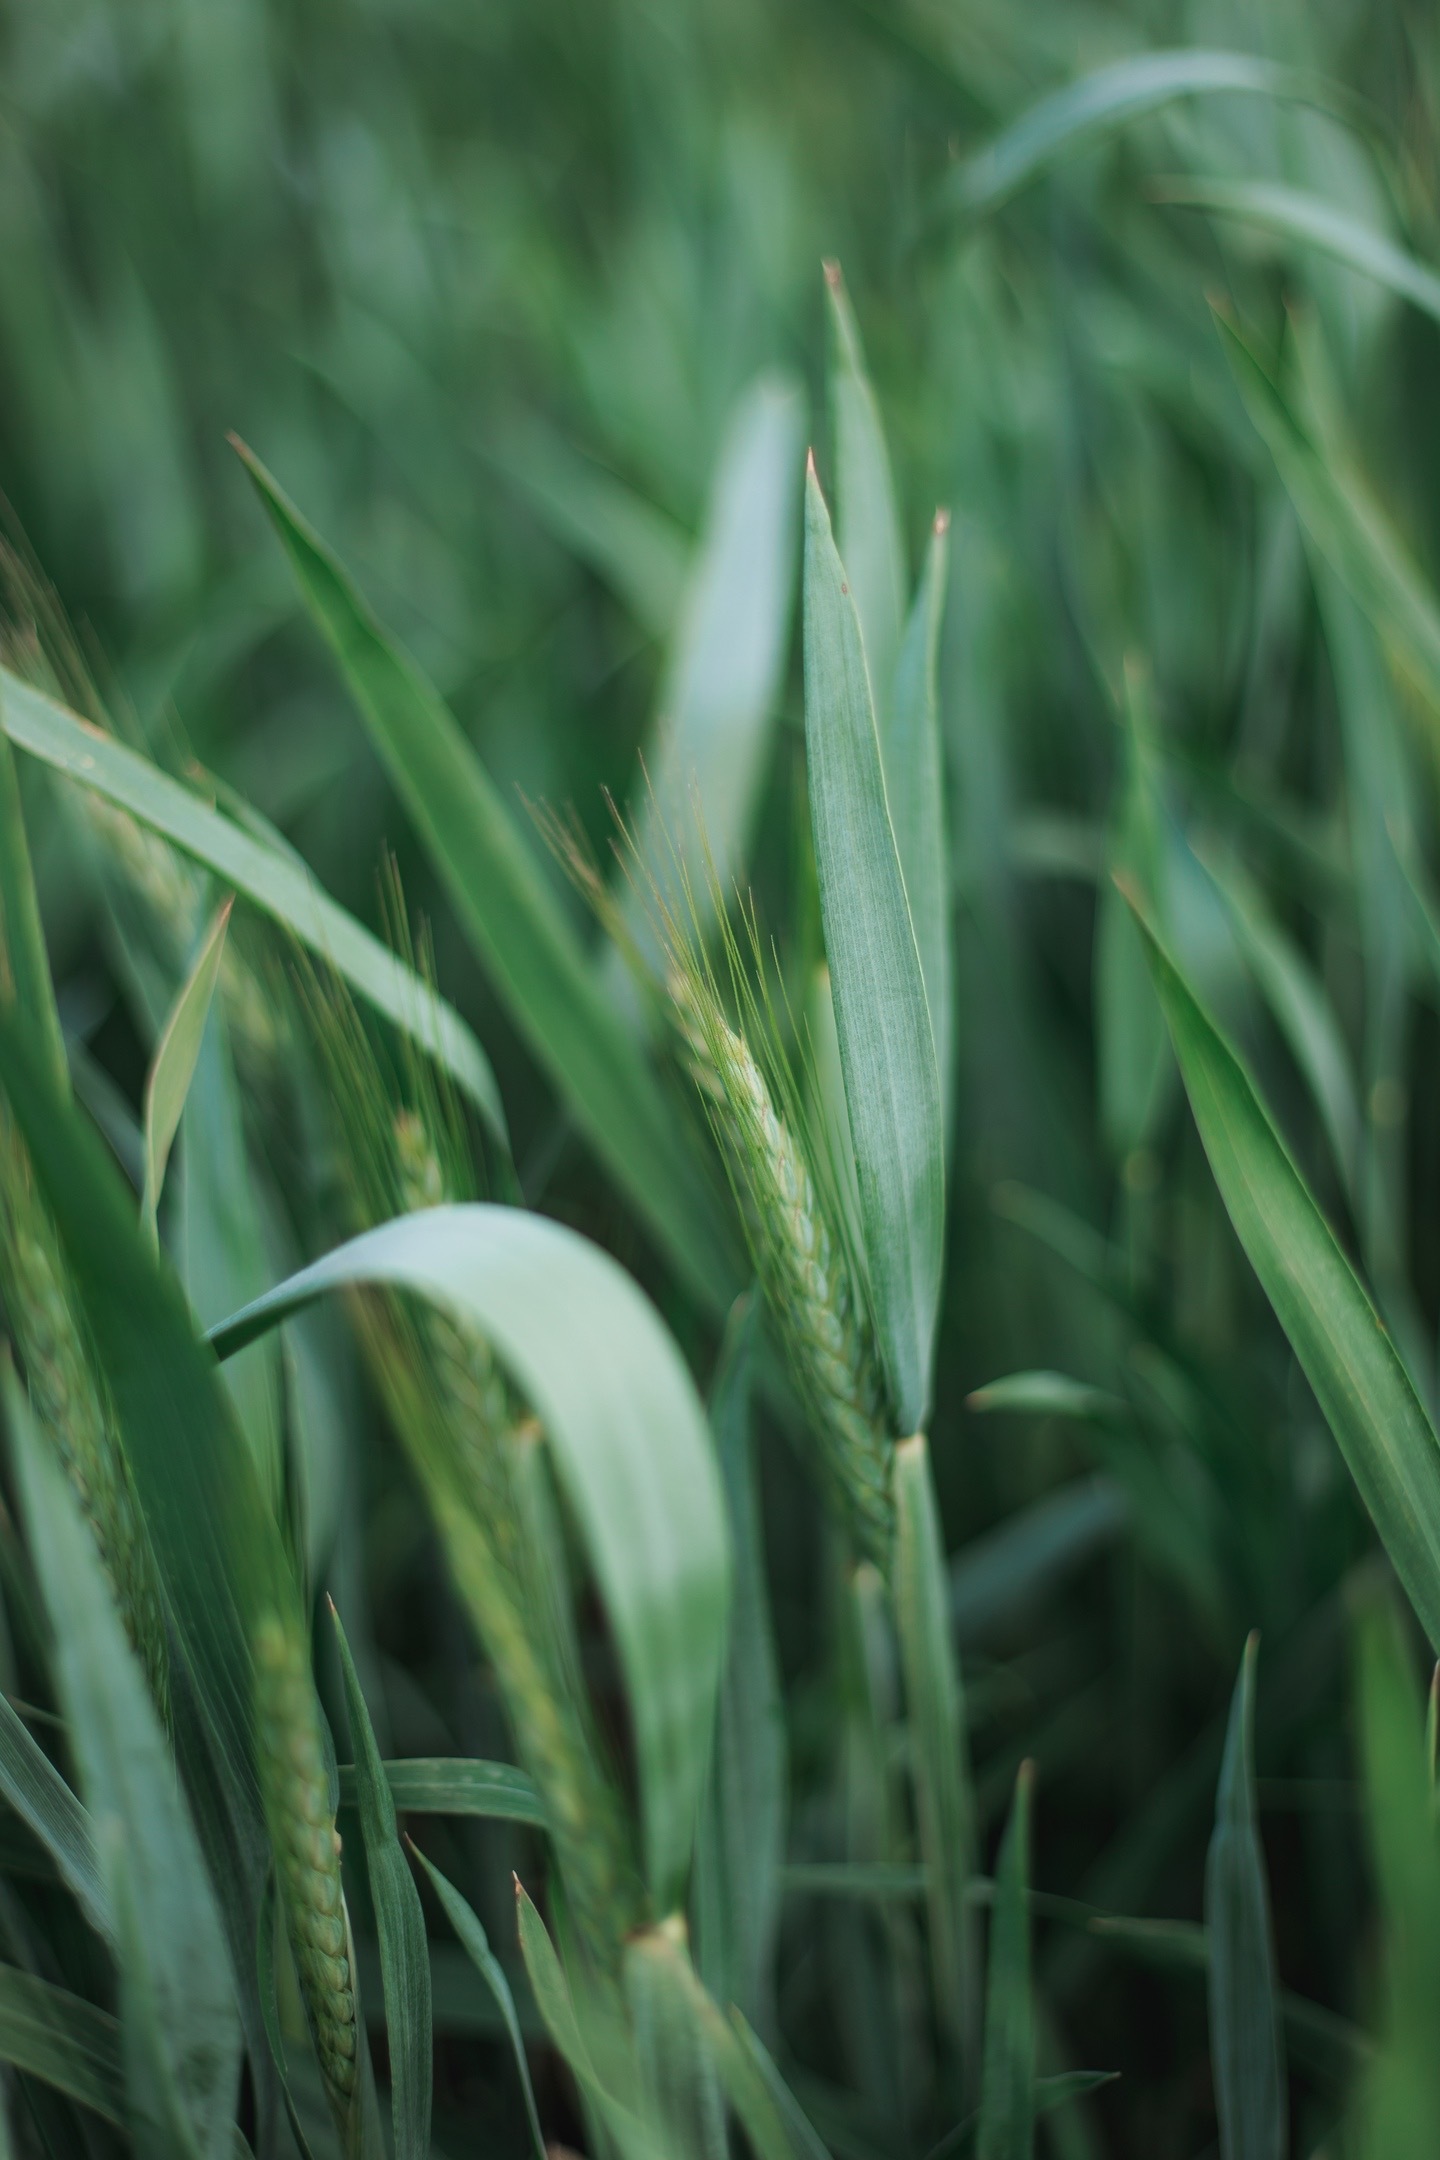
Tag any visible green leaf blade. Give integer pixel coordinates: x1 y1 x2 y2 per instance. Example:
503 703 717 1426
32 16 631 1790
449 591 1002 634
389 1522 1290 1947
802 462 944 1433
1205 1637 1285 2160
141 896 233 1241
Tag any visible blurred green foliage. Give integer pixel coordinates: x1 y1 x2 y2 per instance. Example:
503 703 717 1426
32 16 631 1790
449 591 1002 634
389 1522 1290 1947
8 0 1440 2151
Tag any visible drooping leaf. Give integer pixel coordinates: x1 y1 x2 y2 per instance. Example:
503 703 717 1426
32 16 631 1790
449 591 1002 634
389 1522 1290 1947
209 1204 730 1910
141 895 232 1242
5 1368 242 2160
941 51 1382 218
976 1764 1035 2160
1162 178 1440 327
1130 896 1440 1650
336 1757 544 1826
893 1433 976 2075
331 1605 431 2160
233 440 733 1314
411 1846 545 2160
802 461 944 1432
1205 1636 1284 2160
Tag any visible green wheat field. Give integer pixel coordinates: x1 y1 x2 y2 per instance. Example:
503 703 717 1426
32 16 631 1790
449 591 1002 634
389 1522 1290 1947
3 2 1440 2154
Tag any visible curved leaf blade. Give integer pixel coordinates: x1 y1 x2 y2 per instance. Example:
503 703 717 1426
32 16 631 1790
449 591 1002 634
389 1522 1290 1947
233 441 732 1314
0 668 505 1144
802 462 944 1432
332 1607 431 2160
1130 894 1440 1649
142 897 232 1240
0 1965 123 2127
1164 179 1440 327
411 1847 545 2160
209 1204 731 1908
0 1690 112 1943
336 1757 545 1826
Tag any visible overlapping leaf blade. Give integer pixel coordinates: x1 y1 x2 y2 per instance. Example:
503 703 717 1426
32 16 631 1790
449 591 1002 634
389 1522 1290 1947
209 1203 730 1909
141 896 232 1240
234 442 733 1312
1132 898 1440 1649
0 668 505 1141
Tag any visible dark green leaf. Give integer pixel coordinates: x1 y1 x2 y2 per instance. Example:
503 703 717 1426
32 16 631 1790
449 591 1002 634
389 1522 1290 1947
1205 1637 1284 2160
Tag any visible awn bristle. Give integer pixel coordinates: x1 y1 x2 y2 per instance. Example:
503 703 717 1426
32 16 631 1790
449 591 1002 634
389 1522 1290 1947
0 1114 171 1716
668 963 895 1559
253 1612 360 2109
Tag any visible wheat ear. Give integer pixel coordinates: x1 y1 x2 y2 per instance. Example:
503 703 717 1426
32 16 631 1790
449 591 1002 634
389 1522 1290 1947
253 1612 360 2112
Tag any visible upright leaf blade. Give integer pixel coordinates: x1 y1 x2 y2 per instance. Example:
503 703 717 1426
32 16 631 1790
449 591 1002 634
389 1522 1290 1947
141 896 233 1241
411 1847 544 2160
977 1765 1035 2160
802 462 944 1432
894 1433 977 2080
0 1689 112 1942
626 373 804 936
331 1607 432 2160
888 515 952 1117
1205 1636 1284 2160
210 1204 731 1910
1130 896 1440 1649
233 441 732 1314
825 264 905 727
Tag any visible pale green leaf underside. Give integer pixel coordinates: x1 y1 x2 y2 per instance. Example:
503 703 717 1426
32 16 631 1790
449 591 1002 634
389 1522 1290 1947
210 1204 730 1907
803 467 944 1433
142 897 232 1239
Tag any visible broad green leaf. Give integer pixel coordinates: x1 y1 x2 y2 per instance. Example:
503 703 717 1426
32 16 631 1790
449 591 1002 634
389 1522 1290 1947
1205 1637 1284 2160
0 1689 112 1942
893 1433 976 2076
5 1369 242 2160
888 515 952 1116
625 372 804 940
1213 311 1440 720
977 1765 1035 2160
410 1846 545 2160
1199 849 1360 1203
0 1963 123 2126
941 51 1382 218
141 895 232 1242
331 1605 431 2160
693 1297 785 2034
209 1203 730 1909
488 417 690 639
234 441 733 1314
803 462 944 1431
1163 179 1440 327
624 1923 727 2160
1130 898 1440 1650
0 715 66 1096
336 1756 545 1826
1354 1598 1440 2155
0 667 504 1143
825 263 905 726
